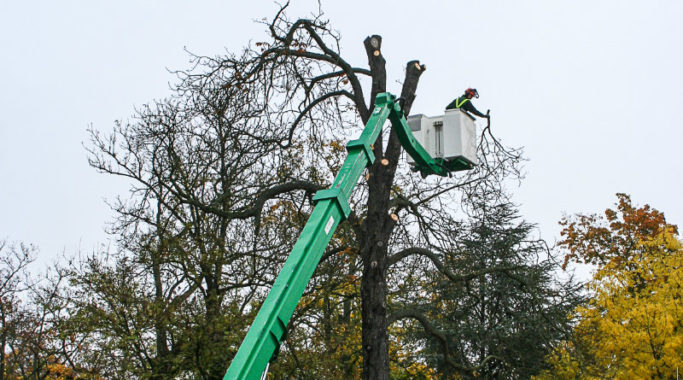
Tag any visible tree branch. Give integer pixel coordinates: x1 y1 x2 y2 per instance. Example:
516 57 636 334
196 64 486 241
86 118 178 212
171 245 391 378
285 90 357 146
175 180 323 220
363 35 387 122
386 60 425 165
387 308 502 373
387 247 521 283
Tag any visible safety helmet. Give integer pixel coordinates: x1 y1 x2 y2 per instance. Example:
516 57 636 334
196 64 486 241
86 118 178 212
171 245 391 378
465 88 479 98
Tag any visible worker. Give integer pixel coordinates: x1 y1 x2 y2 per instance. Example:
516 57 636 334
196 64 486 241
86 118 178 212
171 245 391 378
446 88 490 120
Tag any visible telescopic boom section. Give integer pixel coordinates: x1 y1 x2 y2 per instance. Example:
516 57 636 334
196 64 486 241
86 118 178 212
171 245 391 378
224 92 448 380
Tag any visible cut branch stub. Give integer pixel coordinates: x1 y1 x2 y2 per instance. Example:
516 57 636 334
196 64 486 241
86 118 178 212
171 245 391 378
383 59 427 167
363 34 387 120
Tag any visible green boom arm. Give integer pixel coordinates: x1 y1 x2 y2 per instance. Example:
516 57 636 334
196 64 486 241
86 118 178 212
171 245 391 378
224 92 453 379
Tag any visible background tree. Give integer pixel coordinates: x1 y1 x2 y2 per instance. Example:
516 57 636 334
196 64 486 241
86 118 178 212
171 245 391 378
77 50 328 378
387 185 583 379
0 240 36 379
0 241 83 380
537 194 683 379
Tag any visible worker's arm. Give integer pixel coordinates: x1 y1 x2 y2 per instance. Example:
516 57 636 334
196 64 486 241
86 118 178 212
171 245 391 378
462 101 488 118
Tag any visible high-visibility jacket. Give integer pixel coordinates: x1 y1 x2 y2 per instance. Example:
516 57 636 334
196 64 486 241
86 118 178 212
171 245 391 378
446 95 486 118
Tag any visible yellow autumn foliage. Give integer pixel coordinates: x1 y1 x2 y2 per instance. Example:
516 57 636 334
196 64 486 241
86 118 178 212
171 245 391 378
537 226 683 379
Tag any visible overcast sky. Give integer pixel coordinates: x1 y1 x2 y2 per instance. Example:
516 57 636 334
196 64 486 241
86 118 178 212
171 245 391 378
1 1 682 272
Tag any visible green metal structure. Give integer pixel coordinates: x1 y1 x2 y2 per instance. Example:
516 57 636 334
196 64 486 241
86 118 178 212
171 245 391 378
224 92 472 380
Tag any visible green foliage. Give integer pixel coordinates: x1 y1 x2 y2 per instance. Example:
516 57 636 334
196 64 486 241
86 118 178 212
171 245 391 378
404 199 582 379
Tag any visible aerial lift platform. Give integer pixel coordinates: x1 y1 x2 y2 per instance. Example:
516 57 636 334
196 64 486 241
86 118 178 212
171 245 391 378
224 92 476 379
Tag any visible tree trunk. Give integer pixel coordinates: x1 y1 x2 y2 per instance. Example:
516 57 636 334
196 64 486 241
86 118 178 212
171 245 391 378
360 168 392 379
360 33 425 379
151 241 171 379
205 275 225 380
149 195 172 380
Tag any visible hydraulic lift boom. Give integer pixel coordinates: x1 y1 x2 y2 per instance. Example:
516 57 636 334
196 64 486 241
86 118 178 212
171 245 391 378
224 92 470 379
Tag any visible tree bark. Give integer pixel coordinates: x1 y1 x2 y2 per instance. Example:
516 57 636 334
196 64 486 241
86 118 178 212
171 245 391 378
359 34 389 380
360 35 425 379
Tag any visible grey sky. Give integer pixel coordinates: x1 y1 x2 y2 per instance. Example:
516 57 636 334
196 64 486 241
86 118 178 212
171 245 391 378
1 1 682 270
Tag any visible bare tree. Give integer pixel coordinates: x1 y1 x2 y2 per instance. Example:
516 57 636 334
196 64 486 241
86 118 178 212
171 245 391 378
0 241 35 380
170 4 525 379
0 242 70 380
82 52 334 377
